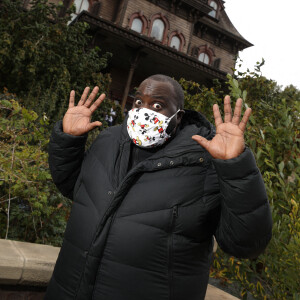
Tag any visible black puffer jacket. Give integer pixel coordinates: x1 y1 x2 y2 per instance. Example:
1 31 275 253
46 110 272 300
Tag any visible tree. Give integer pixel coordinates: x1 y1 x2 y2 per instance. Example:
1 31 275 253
0 0 114 123
0 0 123 245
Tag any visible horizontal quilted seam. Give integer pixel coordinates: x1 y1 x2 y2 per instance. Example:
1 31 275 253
117 217 168 233
216 222 272 258
217 169 259 183
99 256 168 277
217 211 271 249
118 206 171 219
226 201 269 217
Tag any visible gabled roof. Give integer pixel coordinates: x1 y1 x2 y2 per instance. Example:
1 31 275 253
201 0 252 50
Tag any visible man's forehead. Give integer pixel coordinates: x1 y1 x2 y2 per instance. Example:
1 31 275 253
137 79 175 96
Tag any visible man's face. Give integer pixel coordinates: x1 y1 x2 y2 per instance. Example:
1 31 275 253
133 79 183 132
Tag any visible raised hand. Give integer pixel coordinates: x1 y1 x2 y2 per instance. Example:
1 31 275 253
63 86 105 136
192 95 252 160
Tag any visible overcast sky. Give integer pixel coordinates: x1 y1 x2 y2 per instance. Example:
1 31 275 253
224 0 300 89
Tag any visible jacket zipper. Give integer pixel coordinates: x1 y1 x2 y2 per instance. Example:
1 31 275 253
168 205 178 300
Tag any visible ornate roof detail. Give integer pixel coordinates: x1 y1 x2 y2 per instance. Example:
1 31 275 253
76 11 227 80
180 0 212 14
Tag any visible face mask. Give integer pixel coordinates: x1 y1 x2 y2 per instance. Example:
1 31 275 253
127 107 180 148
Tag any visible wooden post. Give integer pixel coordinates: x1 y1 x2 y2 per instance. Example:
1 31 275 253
121 50 140 112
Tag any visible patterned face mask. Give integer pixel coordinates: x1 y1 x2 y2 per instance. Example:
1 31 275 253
127 107 180 148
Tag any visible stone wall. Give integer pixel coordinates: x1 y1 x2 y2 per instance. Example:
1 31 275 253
0 239 240 300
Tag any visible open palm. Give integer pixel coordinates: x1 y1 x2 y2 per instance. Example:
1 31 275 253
63 86 106 136
192 96 252 160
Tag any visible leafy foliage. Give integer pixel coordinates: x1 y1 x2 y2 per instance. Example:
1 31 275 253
180 61 300 299
0 92 70 246
0 0 123 245
0 0 114 123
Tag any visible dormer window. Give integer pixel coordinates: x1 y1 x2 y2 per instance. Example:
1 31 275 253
208 1 218 18
131 18 143 33
150 19 165 41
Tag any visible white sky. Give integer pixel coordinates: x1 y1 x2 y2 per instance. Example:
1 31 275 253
224 0 300 89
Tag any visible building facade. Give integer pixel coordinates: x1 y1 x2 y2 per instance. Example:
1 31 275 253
58 0 252 109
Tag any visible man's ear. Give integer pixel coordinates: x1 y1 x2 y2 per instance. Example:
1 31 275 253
176 110 185 125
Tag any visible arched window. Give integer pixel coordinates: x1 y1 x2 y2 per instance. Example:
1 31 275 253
198 52 210 64
168 31 185 52
170 36 180 50
208 1 218 18
70 0 90 21
74 0 89 14
150 19 165 41
131 18 143 33
128 13 148 35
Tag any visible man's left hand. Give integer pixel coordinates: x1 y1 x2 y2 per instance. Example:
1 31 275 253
192 95 252 160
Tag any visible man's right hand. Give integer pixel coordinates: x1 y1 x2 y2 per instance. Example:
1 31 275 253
63 86 106 136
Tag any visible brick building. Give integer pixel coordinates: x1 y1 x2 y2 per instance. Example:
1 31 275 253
59 0 252 109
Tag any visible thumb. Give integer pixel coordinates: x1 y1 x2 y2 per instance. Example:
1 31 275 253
86 121 102 132
192 135 210 150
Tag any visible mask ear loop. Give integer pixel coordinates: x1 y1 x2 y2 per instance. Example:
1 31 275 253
169 109 181 120
166 109 182 135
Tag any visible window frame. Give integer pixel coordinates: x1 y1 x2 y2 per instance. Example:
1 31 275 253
194 45 215 66
128 12 148 35
168 31 186 52
208 0 219 19
131 18 144 33
148 13 170 45
198 52 210 64
150 19 165 41
73 0 91 14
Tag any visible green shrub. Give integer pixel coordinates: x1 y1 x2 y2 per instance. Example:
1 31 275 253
180 67 300 299
0 92 70 246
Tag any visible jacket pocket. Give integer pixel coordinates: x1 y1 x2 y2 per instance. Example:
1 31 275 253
168 205 178 300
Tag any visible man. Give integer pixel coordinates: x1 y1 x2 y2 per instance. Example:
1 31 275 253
46 75 272 300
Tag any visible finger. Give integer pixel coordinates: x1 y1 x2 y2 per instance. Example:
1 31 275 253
239 107 252 132
86 121 102 132
69 90 75 108
232 98 243 125
213 104 223 127
84 86 99 108
78 87 90 106
224 95 232 123
192 135 210 151
90 93 106 114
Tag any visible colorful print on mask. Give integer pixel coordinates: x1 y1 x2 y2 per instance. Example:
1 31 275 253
127 107 179 148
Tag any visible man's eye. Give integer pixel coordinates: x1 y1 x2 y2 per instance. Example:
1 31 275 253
153 103 162 110
135 99 142 105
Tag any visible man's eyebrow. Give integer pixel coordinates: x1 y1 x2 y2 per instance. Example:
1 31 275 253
135 91 143 97
134 92 169 102
151 95 169 102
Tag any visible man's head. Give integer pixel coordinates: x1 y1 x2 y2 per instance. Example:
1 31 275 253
133 74 185 134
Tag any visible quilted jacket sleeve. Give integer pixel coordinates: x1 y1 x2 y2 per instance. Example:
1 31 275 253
48 120 88 200
205 147 272 259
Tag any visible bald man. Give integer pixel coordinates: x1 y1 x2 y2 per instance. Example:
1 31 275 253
46 75 272 300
